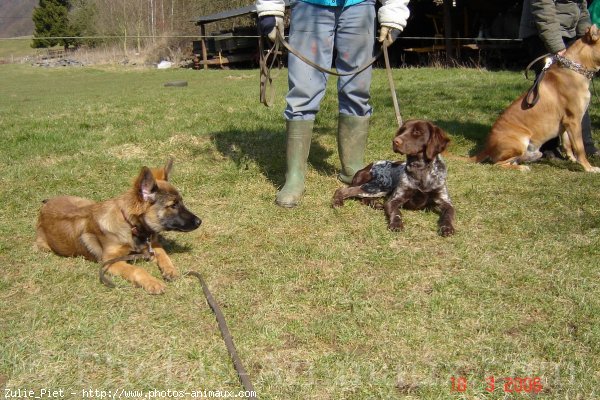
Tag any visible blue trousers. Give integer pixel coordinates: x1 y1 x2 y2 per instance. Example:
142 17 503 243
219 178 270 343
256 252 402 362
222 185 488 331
284 0 377 121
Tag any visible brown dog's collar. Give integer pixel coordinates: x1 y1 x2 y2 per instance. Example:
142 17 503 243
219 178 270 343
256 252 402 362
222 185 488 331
554 54 596 80
121 208 138 235
525 54 595 108
120 208 153 241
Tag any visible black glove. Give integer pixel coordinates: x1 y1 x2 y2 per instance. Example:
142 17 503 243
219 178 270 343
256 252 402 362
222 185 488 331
258 16 276 37
258 15 283 42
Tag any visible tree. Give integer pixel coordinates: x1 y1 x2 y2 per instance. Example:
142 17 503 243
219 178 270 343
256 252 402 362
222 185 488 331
32 0 80 49
69 0 100 47
30 0 259 52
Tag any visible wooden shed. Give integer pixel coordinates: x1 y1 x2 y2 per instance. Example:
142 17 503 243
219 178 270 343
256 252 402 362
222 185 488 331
192 1 290 69
192 0 525 69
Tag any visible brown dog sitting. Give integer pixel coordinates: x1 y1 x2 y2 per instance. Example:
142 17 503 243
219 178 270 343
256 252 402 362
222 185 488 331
475 26 600 173
35 160 201 294
332 120 455 236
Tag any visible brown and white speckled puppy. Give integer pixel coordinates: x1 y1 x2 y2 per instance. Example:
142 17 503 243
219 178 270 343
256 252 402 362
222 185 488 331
35 160 201 294
332 120 455 236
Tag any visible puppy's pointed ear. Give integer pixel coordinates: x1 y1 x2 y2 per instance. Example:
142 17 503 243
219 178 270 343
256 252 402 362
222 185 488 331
163 158 173 181
587 25 600 43
425 125 450 160
135 167 157 202
150 158 173 181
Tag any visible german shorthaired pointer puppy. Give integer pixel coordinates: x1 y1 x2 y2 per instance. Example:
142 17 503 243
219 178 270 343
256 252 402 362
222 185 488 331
332 119 456 236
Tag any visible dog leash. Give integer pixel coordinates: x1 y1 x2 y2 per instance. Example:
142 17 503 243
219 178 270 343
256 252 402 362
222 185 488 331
100 213 157 287
382 38 403 127
260 30 403 127
259 30 379 107
274 29 380 77
524 54 552 108
185 271 258 399
99 255 257 398
99 246 155 288
259 34 281 107
524 53 597 108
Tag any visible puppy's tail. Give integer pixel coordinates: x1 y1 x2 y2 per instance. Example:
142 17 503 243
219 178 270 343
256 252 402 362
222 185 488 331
442 149 487 163
440 149 489 164
471 147 490 164
440 151 478 163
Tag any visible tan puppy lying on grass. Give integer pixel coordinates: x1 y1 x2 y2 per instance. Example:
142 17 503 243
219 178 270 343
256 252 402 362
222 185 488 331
35 160 201 294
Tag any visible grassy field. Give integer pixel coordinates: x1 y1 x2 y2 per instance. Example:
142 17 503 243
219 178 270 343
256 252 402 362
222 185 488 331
0 37 42 61
1 62 599 399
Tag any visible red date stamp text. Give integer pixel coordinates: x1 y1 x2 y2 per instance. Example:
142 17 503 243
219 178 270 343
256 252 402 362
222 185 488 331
450 376 543 393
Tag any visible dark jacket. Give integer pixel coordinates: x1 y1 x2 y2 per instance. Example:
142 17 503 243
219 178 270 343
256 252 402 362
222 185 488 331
519 0 591 53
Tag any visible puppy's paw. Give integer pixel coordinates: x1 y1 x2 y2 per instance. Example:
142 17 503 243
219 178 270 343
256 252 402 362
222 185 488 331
331 191 345 208
161 267 180 282
156 252 178 281
440 225 455 237
141 276 166 295
366 199 384 210
388 220 404 232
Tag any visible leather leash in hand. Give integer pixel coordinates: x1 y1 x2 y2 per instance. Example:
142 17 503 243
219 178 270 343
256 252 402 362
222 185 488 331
259 33 281 107
382 38 403 127
260 30 403 128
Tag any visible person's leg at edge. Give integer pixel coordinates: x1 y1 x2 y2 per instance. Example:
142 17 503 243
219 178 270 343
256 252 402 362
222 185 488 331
582 110 600 157
277 1 335 207
335 0 376 183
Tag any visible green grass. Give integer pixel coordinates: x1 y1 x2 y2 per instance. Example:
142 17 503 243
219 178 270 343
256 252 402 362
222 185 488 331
1 63 599 399
0 37 43 61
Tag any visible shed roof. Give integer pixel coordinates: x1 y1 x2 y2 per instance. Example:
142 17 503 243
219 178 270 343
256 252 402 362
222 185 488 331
193 1 290 25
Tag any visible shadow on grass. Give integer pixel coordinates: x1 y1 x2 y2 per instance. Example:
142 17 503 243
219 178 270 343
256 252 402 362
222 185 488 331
210 128 336 187
433 119 490 157
158 237 194 254
537 156 600 171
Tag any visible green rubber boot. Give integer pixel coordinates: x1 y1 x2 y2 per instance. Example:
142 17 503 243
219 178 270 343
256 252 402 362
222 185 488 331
337 114 369 184
275 120 314 208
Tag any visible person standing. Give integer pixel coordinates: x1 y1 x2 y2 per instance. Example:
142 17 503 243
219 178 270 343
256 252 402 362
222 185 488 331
520 0 600 159
256 0 411 208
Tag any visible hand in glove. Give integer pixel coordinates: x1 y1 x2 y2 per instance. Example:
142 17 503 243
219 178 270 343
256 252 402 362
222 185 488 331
378 26 399 47
258 16 284 42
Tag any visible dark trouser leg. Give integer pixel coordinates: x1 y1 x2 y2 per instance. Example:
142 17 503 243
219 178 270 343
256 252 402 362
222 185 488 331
582 111 598 155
